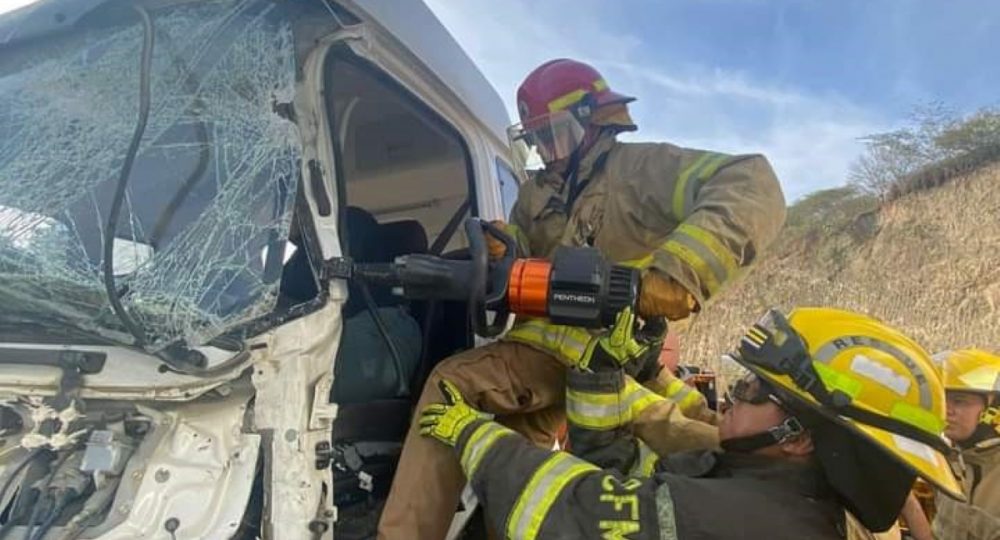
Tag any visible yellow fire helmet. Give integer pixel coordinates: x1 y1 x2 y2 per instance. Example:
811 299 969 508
730 308 963 504
935 348 1000 425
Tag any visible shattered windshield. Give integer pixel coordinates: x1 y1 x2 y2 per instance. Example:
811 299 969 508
0 0 300 349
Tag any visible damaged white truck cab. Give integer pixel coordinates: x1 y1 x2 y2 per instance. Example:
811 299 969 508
0 0 518 538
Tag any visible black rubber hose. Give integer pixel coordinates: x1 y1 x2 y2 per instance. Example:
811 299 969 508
20 492 49 540
20 451 69 540
0 450 44 540
357 281 409 398
29 493 71 540
102 4 156 348
410 299 437 399
0 450 42 512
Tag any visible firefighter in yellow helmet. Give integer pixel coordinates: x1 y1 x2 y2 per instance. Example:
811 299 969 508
932 349 1000 540
419 307 964 539
378 58 785 539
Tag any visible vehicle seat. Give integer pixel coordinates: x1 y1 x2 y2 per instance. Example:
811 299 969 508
379 219 428 259
333 210 426 407
342 206 394 316
332 218 429 414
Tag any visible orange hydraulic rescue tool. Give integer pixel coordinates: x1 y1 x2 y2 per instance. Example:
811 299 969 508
348 218 641 338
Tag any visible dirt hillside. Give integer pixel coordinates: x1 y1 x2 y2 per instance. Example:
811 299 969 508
680 163 1000 368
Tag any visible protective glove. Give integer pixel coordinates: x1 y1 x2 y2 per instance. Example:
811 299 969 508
579 307 651 373
419 380 490 448
638 271 698 321
626 349 665 384
486 220 509 260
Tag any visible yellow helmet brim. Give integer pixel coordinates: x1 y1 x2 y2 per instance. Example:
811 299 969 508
854 422 964 501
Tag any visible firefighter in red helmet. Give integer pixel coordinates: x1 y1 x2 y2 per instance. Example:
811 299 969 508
378 59 787 540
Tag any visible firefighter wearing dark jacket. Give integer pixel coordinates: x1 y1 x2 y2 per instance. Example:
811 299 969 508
420 307 965 539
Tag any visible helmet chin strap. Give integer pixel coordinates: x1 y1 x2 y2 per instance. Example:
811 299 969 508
721 416 806 454
556 141 584 195
558 125 611 199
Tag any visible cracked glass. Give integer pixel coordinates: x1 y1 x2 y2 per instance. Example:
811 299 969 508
0 0 301 350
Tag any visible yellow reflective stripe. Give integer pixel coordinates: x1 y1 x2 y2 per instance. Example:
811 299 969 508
625 378 663 418
891 401 946 435
630 442 659 478
655 482 680 540
746 326 768 345
672 152 729 219
510 323 589 364
567 387 629 430
620 253 654 269
672 153 712 219
547 89 588 113
568 388 624 406
567 407 626 430
621 224 737 281
503 223 531 252
546 80 609 112
674 224 739 280
460 422 514 479
813 362 863 399
663 379 687 399
567 380 662 429
507 320 593 366
506 453 599 540
677 388 704 413
661 238 722 295
663 378 704 412
808 364 944 435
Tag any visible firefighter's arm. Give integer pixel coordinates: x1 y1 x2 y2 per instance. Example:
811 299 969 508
645 369 718 425
419 379 658 537
457 422 662 538
565 369 641 473
640 150 786 313
565 310 666 471
567 369 719 471
421 379 665 538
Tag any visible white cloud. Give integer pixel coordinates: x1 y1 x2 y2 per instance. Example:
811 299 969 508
0 0 39 15
424 0 890 201
608 61 810 106
612 63 890 200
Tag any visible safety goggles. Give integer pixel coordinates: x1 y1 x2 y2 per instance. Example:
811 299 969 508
721 373 786 411
508 108 587 164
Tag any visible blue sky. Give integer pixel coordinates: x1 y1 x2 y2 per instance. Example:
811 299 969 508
1 0 994 200
425 0 998 201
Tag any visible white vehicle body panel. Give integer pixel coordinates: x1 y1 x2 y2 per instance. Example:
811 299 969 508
0 0 514 538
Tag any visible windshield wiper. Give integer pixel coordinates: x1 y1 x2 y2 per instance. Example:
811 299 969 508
102 4 154 349
100 6 209 374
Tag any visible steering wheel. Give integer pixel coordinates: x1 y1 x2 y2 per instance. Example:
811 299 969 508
463 218 515 338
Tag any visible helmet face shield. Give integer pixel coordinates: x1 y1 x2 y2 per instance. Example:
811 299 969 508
508 109 585 165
